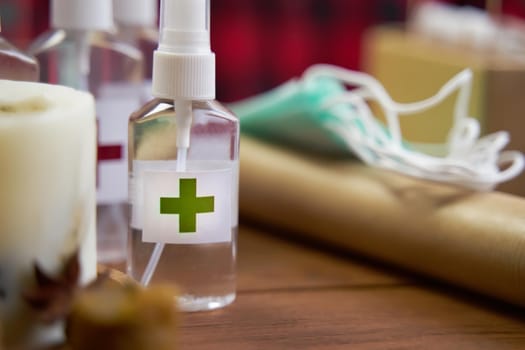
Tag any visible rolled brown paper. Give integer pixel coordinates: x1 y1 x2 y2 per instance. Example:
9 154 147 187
239 136 525 306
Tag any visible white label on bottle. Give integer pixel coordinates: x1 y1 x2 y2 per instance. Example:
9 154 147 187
141 166 232 244
96 83 140 204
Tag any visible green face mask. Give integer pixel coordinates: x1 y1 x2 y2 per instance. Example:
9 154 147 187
230 64 524 191
231 74 355 155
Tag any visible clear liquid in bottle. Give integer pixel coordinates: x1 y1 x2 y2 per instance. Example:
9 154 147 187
128 99 239 311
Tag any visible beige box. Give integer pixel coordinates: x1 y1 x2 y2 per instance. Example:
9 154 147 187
363 26 525 196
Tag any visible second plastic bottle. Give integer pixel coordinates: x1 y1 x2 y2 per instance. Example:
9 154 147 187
29 0 144 265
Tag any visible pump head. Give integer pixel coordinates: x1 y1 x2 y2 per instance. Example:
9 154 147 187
113 0 158 28
52 0 113 31
152 0 215 100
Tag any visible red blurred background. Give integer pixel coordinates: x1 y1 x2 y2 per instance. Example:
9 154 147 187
2 0 525 102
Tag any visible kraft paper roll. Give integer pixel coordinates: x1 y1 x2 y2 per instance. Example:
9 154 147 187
239 136 525 307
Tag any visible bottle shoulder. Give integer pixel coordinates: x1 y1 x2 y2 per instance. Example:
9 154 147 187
28 29 142 62
27 29 66 56
0 36 39 81
131 99 239 125
0 36 38 64
196 100 239 122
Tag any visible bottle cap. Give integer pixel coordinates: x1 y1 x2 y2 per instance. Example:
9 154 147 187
52 0 114 31
113 0 158 28
152 0 215 100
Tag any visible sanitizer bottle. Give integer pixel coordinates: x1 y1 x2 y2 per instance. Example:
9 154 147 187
113 0 158 100
28 0 144 265
128 0 239 311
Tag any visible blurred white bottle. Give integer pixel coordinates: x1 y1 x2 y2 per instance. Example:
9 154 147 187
28 0 144 265
113 0 158 101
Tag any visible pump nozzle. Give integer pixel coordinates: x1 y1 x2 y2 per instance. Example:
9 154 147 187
152 0 215 100
159 0 209 54
113 0 158 28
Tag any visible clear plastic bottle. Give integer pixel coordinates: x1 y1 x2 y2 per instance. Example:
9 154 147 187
128 0 239 311
28 0 143 265
129 99 239 311
113 0 158 101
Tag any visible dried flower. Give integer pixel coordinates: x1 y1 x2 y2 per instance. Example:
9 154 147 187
23 251 80 324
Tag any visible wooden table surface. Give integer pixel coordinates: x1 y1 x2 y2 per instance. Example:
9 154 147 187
178 224 525 349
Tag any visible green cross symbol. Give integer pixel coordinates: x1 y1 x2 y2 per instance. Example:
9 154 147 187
160 178 215 233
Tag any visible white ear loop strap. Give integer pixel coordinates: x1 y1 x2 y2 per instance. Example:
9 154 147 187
302 64 524 191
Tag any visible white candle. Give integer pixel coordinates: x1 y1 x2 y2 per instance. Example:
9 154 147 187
0 80 96 348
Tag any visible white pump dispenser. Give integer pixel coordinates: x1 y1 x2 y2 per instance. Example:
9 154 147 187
152 0 215 100
128 0 240 312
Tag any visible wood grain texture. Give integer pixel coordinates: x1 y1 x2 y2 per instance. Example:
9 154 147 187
238 136 525 307
237 226 405 292
178 226 525 350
